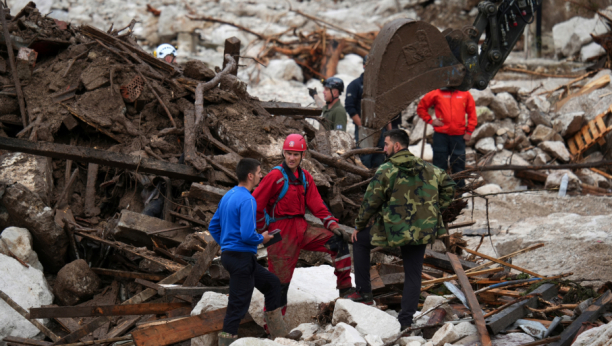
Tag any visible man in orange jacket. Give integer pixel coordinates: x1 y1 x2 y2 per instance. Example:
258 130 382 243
253 134 354 310
417 88 477 187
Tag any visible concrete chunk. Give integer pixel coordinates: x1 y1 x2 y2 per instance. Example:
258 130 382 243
329 323 366 346
332 299 401 340
189 183 229 204
0 227 43 271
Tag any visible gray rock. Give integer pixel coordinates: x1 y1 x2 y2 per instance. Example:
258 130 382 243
467 123 498 146
530 110 552 128
490 82 521 95
533 148 552 166
470 88 494 107
55 259 101 306
0 183 68 272
475 137 497 154
552 16 608 57
191 292 229 346
580 42 606 62
538 141 571 162
575 168 610 188
0 153 53 205
525 95 550 114
477 106 495 124
519 149 536 162
544 170 581 192
553 112 585 137
530 125 556 145
490 92 520 119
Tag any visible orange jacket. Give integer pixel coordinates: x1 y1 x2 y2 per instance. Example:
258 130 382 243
417 89 477 136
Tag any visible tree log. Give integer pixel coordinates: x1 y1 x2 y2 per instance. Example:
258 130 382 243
308 150 373 178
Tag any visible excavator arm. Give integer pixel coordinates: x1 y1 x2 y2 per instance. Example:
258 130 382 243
362 0 542 129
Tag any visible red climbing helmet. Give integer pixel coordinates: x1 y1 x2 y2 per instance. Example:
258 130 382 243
283 134 307 152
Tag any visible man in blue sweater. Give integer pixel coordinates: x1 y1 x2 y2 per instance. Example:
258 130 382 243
209 158 286 346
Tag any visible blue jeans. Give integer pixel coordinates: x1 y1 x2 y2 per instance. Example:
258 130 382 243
432 132 466 187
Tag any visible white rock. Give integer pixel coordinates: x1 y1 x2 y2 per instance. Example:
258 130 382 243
332 299 400 340
421 296 447 312
491 333 534 346
0 153 53 205
191 292 229 346
474 184 502 195
422 343 433 346
410 118 434 145
431 323 459 346
231 338 284 346
452 322 477 340
385 309 399 318
0 227 43 271
538 141 571 162
552 16 608 57
337 54 364 78
408 141 433 162
477 106 495 124
290 323 319 341
552 112 584 137
467 123 498 146
573 320 612 346
264 59 304 82
470 88 494 107
475 137 497 154
364 334 384 346
273 338 305 346
545 170 581 192
398 336 426 346
249 266 352 330
525 95 550 114
0 253 53 344
330 323 367 346
490 92 520 119
580 42 606 62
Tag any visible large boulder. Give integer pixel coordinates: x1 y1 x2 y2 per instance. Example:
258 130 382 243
470 88 494 107
332 299 401 340
538 141 571 162
552 112 584 138
490 92 520 119
0 183 68 272
0 153 53 205
249 266 350 330
54 259 101 306
467 123 498 146
0 227 43 271
191 292 229 346
481 150 530 190
0 253 53 344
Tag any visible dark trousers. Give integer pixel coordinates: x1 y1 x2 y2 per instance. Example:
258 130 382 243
352 227 427 327
361 128 387 169
221 251 281 335
432 132 466 187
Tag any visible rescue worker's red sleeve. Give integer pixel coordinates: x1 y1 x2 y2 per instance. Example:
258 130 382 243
252 170 283 231
416 91 436 124
303 170 339 230
465 92 477 134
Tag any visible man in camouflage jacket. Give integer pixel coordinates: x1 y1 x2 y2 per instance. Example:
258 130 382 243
346 129 455 329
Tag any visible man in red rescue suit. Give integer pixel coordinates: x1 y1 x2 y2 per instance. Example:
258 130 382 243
417 88 477 187
253 134 354 309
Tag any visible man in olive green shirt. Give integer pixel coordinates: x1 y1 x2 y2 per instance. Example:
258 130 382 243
309 77 347 131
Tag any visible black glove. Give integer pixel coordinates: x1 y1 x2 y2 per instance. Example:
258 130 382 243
308 88 317 99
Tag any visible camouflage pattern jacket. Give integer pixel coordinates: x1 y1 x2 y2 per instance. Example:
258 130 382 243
355 149 455 247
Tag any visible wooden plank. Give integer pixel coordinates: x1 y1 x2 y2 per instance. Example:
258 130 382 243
261 101 323 117
514 170 548 182
182 242 220 287
158 286 229 296
459 246 544 278
223 37 240 75
188 183 228 204
424 250 478 272
132 308 252 346
447 253 492 346
30 303 189 319
91 268 167 282
465 243 545 274
480 289 522 298
105 316 143 338
0 136 205 182
421 267 504 285
116 210 190 247
3 338 52 346
485 283 557 335
53 265 193 345
549 290 612 346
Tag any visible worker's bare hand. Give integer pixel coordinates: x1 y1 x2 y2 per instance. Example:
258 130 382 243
431 119 444 127
463 133 472 141
351 229 359 243
262 231 273 244
352 115 362 127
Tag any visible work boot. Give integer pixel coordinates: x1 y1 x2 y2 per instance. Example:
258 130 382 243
217 332 237 346
264 307 290 339
345 291 374 305
339 287 355 297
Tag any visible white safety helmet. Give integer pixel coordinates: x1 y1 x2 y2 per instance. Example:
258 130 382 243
154 44 177 59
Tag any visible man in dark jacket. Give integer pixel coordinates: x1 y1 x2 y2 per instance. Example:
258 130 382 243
345 56 366 141
347 129 455 329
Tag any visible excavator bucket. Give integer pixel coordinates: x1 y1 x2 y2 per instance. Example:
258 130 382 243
361 19 467 129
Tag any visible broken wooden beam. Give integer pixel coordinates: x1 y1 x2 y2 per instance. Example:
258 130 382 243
465 243 545 274
132 308 252 346
549 290 612 346
158 285 230 296
424 250 478 272
182 242 221 287
0 137 206 181
30 303 190 319
420 267 504 286
3 337 52 346
447 253 491 346
485 283 557 335
91 268 167 282
459 246 544 278
261 102 323 117
188 183 228 203
308 150 373 178
116 210 191 248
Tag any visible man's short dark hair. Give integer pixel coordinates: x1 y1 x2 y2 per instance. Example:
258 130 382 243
236 158 261 182
385 129 410 148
